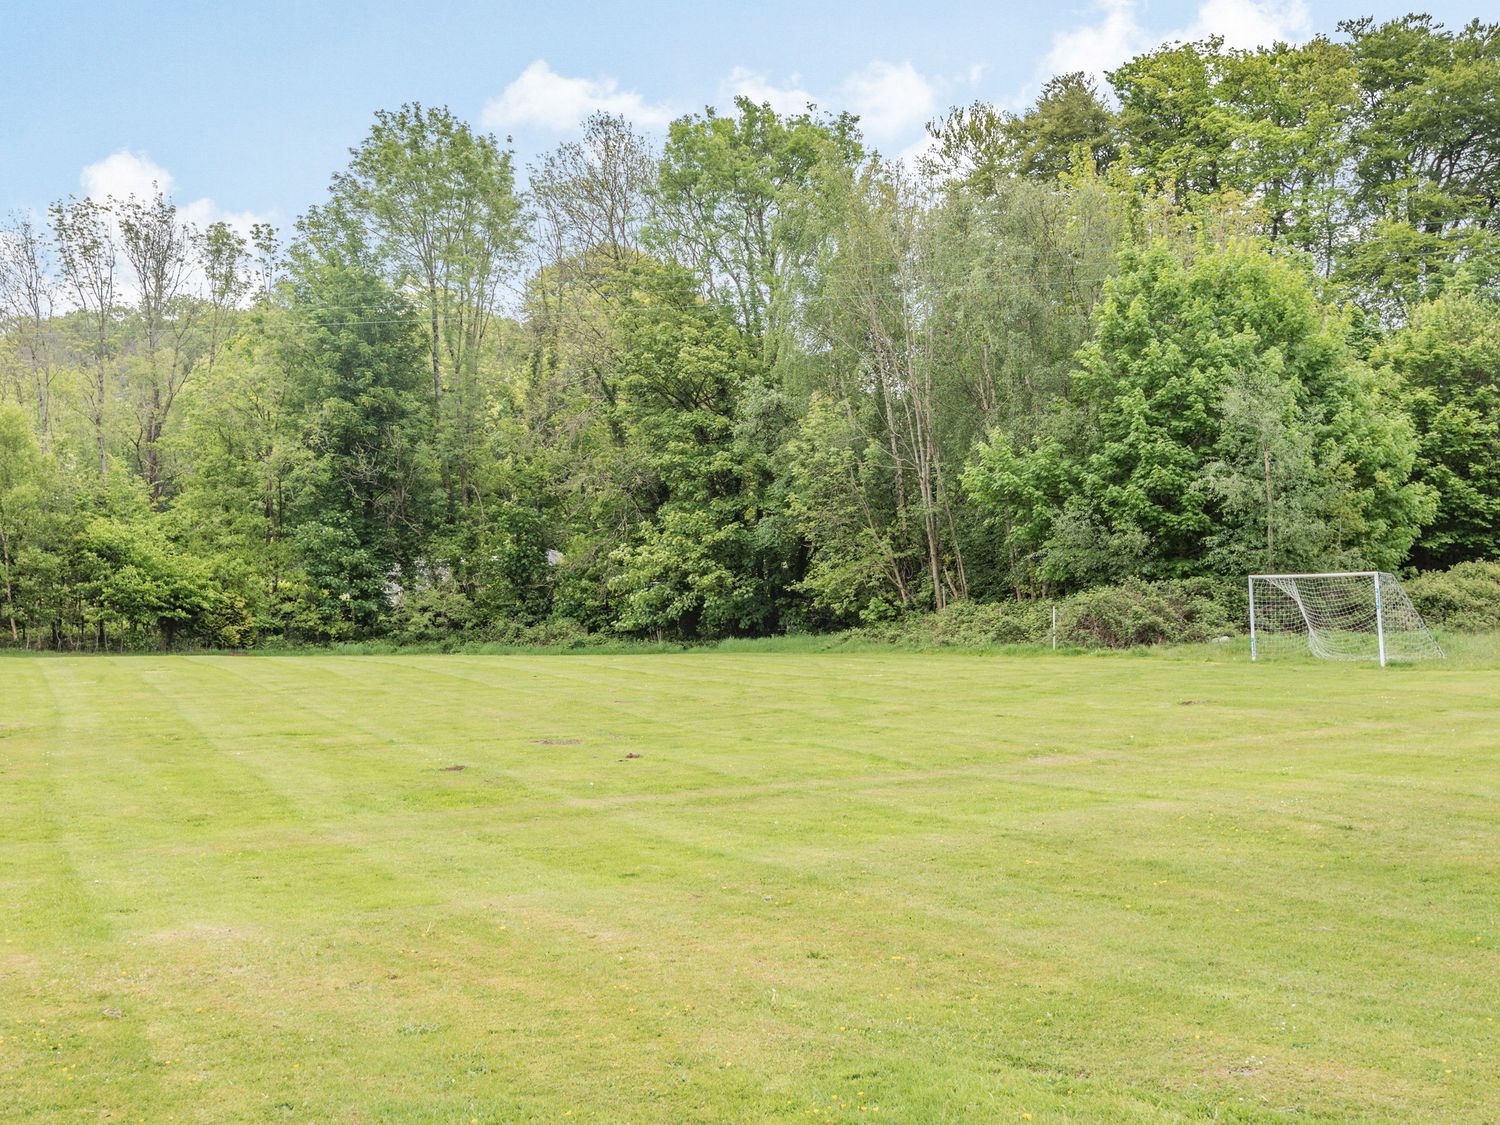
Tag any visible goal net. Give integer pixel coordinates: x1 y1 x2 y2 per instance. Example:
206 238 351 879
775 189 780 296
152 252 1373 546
1249 572 1443 665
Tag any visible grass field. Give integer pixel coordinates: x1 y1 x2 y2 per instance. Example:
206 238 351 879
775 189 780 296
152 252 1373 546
2 647 1498 1122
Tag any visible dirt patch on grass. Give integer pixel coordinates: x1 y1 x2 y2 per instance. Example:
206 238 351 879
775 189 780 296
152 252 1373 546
145 923 260 945
439 764 467 772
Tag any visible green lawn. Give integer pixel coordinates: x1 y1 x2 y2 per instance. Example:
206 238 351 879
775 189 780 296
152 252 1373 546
2 649 1497 1122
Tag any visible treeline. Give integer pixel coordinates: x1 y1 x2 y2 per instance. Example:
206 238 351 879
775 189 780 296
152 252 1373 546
2 13 1497 649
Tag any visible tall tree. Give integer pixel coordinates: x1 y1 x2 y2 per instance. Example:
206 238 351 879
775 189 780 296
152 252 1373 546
925 73 1118 188
607 265 790 638
282 254 437 635
1219 39 1358 268
654 97 862 364
167 302 305 631
795 162 970 611
198 220 255 373
1339 15 1500 314
966 241 1433 590
1375 288 1500 567
527 113 659 434
1111 38 1236 205
532 112 657 271
49 196 118 477
0 405 59 641
117 188 198 500
0 216 59 446
313 103 526 506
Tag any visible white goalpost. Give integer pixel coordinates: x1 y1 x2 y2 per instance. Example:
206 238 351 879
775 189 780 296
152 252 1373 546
1248 572 1443 666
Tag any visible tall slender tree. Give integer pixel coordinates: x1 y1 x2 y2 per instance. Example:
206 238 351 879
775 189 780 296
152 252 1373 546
50 196 118 477
313 103 527 507
0 216 59 446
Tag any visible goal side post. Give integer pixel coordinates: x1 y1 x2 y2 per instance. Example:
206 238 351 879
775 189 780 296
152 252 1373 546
1247 575 1256 661
1373 571 1386 668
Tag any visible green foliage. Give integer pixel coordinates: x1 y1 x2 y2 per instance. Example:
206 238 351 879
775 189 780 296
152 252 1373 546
653 97 862 359
1110 34 1359 269
68 517 220 648
0 405 64 642
1339 15 1500 311
962 433 1074 594
313 102 526 504
925 72 1118 187
283 258 438 589
1375 290 1500 567
1111 37 1240 204
8 31 1500 651
853 579 1232 650
785 395 909 626
1406 560 1500 632
606 266 792 638
967 241 1432 593
1060 577 1232 648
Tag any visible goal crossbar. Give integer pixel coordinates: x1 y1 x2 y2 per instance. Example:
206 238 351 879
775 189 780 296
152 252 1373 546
1249 571 1380 579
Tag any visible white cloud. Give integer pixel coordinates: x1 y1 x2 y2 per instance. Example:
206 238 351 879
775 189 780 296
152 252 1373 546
718 60 943 149
81 149 176 204
720 66 819 116
58 151 270 308
484 57 946 166
78 150 269 247
1041 0 1310 86
841 61 937 141
482 59 677 132
180 199 267 238
1042 0 1151 81
1181 0 1310 48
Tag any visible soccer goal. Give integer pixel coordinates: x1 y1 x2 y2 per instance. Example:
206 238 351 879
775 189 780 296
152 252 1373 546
1248 572 1443 665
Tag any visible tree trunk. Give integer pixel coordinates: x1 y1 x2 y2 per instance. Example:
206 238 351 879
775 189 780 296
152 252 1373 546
1263 443 1275 568
0 530 16 642
94 364 108 478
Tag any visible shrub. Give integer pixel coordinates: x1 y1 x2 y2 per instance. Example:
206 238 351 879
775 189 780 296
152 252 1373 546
1059 578 1233 649
837 578 1235 650
917 599 1053 646
1405 561 1500 632
199 589 258 648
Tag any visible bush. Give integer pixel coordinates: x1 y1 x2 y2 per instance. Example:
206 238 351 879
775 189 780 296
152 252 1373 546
1405 561 1500 632
199 589 258 648
390 581 477 642
477 615 602 649
908 600 1053 646
836 578 1236 651
1059 578 1233 648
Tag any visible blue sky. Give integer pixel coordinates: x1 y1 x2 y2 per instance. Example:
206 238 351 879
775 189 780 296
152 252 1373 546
2 1 1481 232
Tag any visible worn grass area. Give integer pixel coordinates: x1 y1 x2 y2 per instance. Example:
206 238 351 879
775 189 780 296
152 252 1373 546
1 650 1497 1122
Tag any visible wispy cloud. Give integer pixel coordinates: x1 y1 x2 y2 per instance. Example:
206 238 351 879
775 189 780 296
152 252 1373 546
1180 0 1310 49
81 149 268 236
482 60 678 132
721 59 947 158
841 61 937 141
1042 0 1310 85
720 66 820 116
